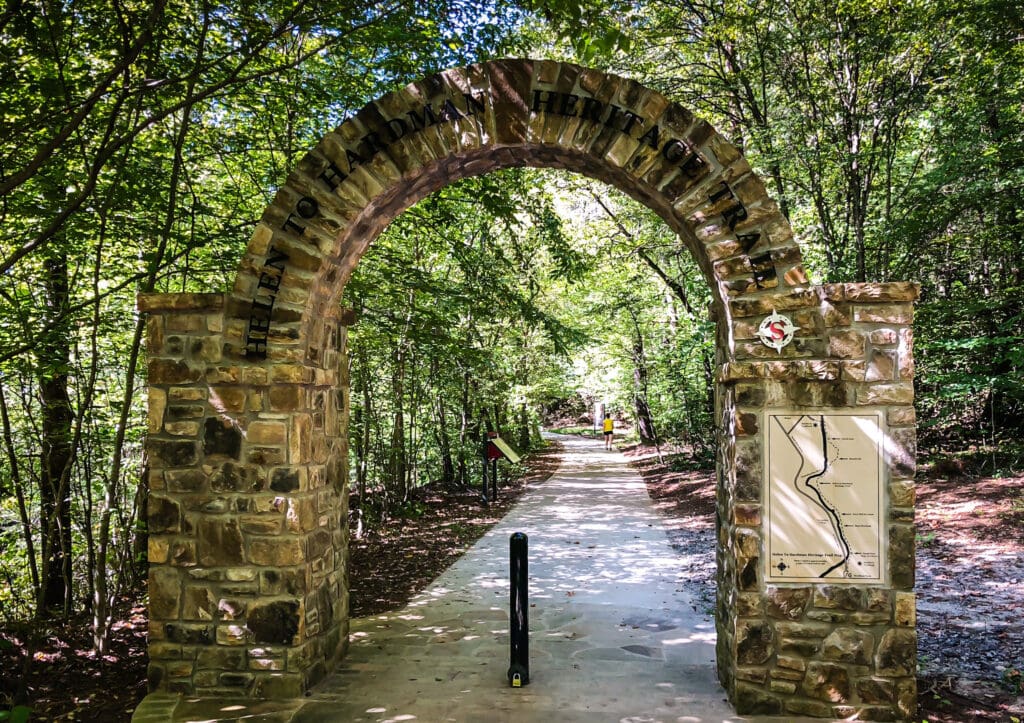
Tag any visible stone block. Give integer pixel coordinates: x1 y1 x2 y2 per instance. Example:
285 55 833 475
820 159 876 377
868 328 898 345
248 536 304 566
865 349 896 381
204 417 242 458
218 598 247 621
166 469 206 492
768 679 796 694
248 446 286 466
735 593 763 617
210 386 247 413
736 555 758 590
252 672 305 699
734 528 760 558
248 600 300 645
139 293 224 313
857 676 895 704
149 439 199 468
784 699 833 717
166 404 204 419
149 496 182 534
170 540 197 566
148 389 167 434
853 305 914 324
765 586 810 620
164 623 213 645
248 421 287 446
875 628 916 676
822 627 873 664
219 672 255 689
898 327 915 379
779 637 820 657
865 588 892 611
734 683 783 715
888 426 917 477
887 406 915 427
801 661 851 702
182 586 216 621
776 655 806 672
897 678 917 718
149 567 181 619
164 421 200 437
828 330 866 359
856 382 914 405
217 624 253 646
149 537 170 564
240 515 283 535
733 504 760 527
270 467 302 493
813 586 865 611
775 621 832 639
735 411 759 436
260 568 307 596
733 618 770 663
190 336 223 363
734 383 765 407
889 479 915 508
735 666 768 684
210 461 259 493
889 524 915 589
197 518 245 566
842 282 919 302
271 365 310 384
895 592 915 626
149 359 203 385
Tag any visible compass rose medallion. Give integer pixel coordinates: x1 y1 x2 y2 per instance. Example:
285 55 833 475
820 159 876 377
756 310 798 353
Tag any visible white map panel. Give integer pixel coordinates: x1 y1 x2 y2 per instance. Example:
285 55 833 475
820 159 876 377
765 410 886 584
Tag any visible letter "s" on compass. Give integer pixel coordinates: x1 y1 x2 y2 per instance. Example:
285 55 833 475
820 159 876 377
756 311 798 353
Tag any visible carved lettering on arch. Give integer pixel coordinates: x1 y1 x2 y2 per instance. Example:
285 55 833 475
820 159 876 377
245 195 319 358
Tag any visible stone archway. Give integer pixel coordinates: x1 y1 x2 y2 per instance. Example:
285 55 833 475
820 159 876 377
139 59 918 719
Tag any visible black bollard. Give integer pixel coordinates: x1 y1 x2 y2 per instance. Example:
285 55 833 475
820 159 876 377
508 532 529 687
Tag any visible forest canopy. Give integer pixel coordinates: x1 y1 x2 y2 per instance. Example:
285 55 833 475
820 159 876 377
0 0 1021 661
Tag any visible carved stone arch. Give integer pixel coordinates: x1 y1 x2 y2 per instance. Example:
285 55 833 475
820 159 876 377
139 59 918 719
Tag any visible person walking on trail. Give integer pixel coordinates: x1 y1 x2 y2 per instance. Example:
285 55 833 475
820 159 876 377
602 413 614 450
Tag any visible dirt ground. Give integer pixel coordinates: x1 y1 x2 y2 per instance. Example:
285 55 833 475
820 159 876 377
1 438 1021 722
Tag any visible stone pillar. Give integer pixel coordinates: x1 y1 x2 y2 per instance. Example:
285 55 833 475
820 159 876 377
715 282 918 720
140 294 352 699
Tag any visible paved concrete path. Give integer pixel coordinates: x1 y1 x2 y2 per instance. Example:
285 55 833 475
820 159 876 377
135 435 807 722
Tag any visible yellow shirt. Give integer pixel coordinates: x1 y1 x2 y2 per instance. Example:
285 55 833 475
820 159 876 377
602 418 614 433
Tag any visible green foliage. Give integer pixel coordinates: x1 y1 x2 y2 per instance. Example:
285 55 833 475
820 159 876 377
0 705 31 723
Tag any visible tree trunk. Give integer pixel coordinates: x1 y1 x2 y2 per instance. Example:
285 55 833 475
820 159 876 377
388 349 407 508
38 254 74 617
432 358 455 486
517 402 531 452
629 314 658 445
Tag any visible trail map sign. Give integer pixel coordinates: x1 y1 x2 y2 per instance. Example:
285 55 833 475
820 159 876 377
765 410 886 584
